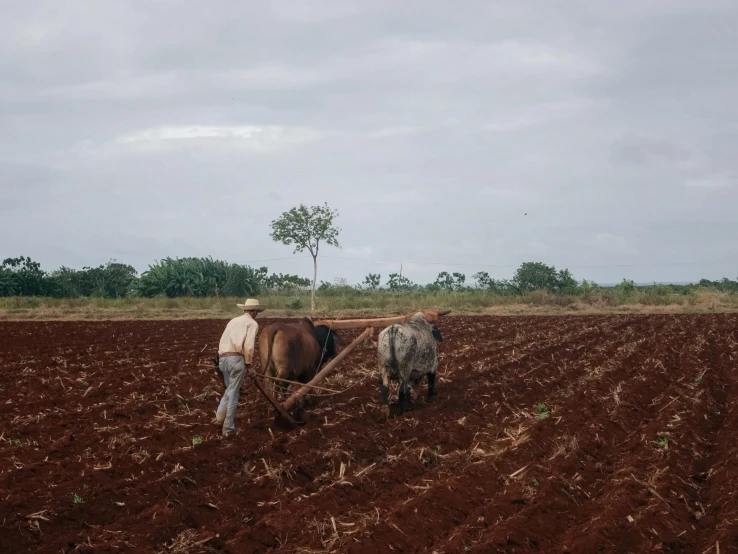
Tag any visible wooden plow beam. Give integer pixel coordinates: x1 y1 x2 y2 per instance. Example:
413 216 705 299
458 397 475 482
314 309 451 330
254 327 374 428
246 370 299 426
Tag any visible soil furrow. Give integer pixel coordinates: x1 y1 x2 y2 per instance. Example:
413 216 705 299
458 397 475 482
343 317 660 553
458 316 712 552
262 319 645 551
2 316 737 554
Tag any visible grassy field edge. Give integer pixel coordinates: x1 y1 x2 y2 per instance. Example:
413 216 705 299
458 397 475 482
1 289 737 320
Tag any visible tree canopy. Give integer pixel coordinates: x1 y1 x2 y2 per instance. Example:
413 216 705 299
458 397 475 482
269 203 340 258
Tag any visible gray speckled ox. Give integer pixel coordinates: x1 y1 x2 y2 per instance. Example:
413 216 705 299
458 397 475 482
376 312 443 418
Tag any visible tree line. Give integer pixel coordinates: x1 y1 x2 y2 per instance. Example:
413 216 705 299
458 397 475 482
0 256 309 299
3 203 736 301
327 263 738 295
352 263 579 293
2 256 737 299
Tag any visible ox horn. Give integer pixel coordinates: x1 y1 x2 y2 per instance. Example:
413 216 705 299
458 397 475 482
423 309 451 321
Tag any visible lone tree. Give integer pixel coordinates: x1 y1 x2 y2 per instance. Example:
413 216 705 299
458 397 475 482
361 273 381 290
270 203 340 312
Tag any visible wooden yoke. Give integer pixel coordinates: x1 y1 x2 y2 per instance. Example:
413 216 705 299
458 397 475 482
314 310 451 331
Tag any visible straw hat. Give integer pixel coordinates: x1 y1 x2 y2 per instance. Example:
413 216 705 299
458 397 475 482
236 298 266 312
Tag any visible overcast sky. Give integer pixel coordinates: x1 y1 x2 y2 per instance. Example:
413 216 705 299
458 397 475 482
2 0 737 286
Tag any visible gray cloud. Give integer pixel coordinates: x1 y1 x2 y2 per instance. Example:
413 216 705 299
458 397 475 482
610 134 691 166
2 0 738 286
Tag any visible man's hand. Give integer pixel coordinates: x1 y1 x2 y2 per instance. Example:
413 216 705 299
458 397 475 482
243 364 253 389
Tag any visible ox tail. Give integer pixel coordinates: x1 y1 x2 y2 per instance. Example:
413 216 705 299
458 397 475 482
261 326 285 399
388 324 400 378
261 326 279 378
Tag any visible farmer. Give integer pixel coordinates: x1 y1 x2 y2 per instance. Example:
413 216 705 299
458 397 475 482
214 298 266 436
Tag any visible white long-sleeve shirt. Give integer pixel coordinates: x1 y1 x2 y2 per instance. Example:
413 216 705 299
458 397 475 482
218 313 258 363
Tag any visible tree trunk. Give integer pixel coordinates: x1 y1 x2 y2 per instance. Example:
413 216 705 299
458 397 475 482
311 255 317 313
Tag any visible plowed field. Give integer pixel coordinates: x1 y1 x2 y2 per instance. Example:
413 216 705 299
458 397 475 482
1 315 737 553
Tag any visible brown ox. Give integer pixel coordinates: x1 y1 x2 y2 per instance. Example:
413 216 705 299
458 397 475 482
259 318 342 403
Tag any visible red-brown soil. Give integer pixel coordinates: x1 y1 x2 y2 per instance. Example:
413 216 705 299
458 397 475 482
1 315 737 553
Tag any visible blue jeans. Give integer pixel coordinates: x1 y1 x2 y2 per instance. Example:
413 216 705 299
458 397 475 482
216 355 246 435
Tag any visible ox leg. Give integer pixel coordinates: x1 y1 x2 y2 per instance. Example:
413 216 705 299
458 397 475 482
263 356 277 402
294 371 308 409
269 379 280 416
411 378 422 402
272 376 284 414
399 382 413 413
378 371 390 419
262 367 276 416
274 371 287 397
269 376 278 402
299 368 317 408
268 370 287 416
426 372 436 403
